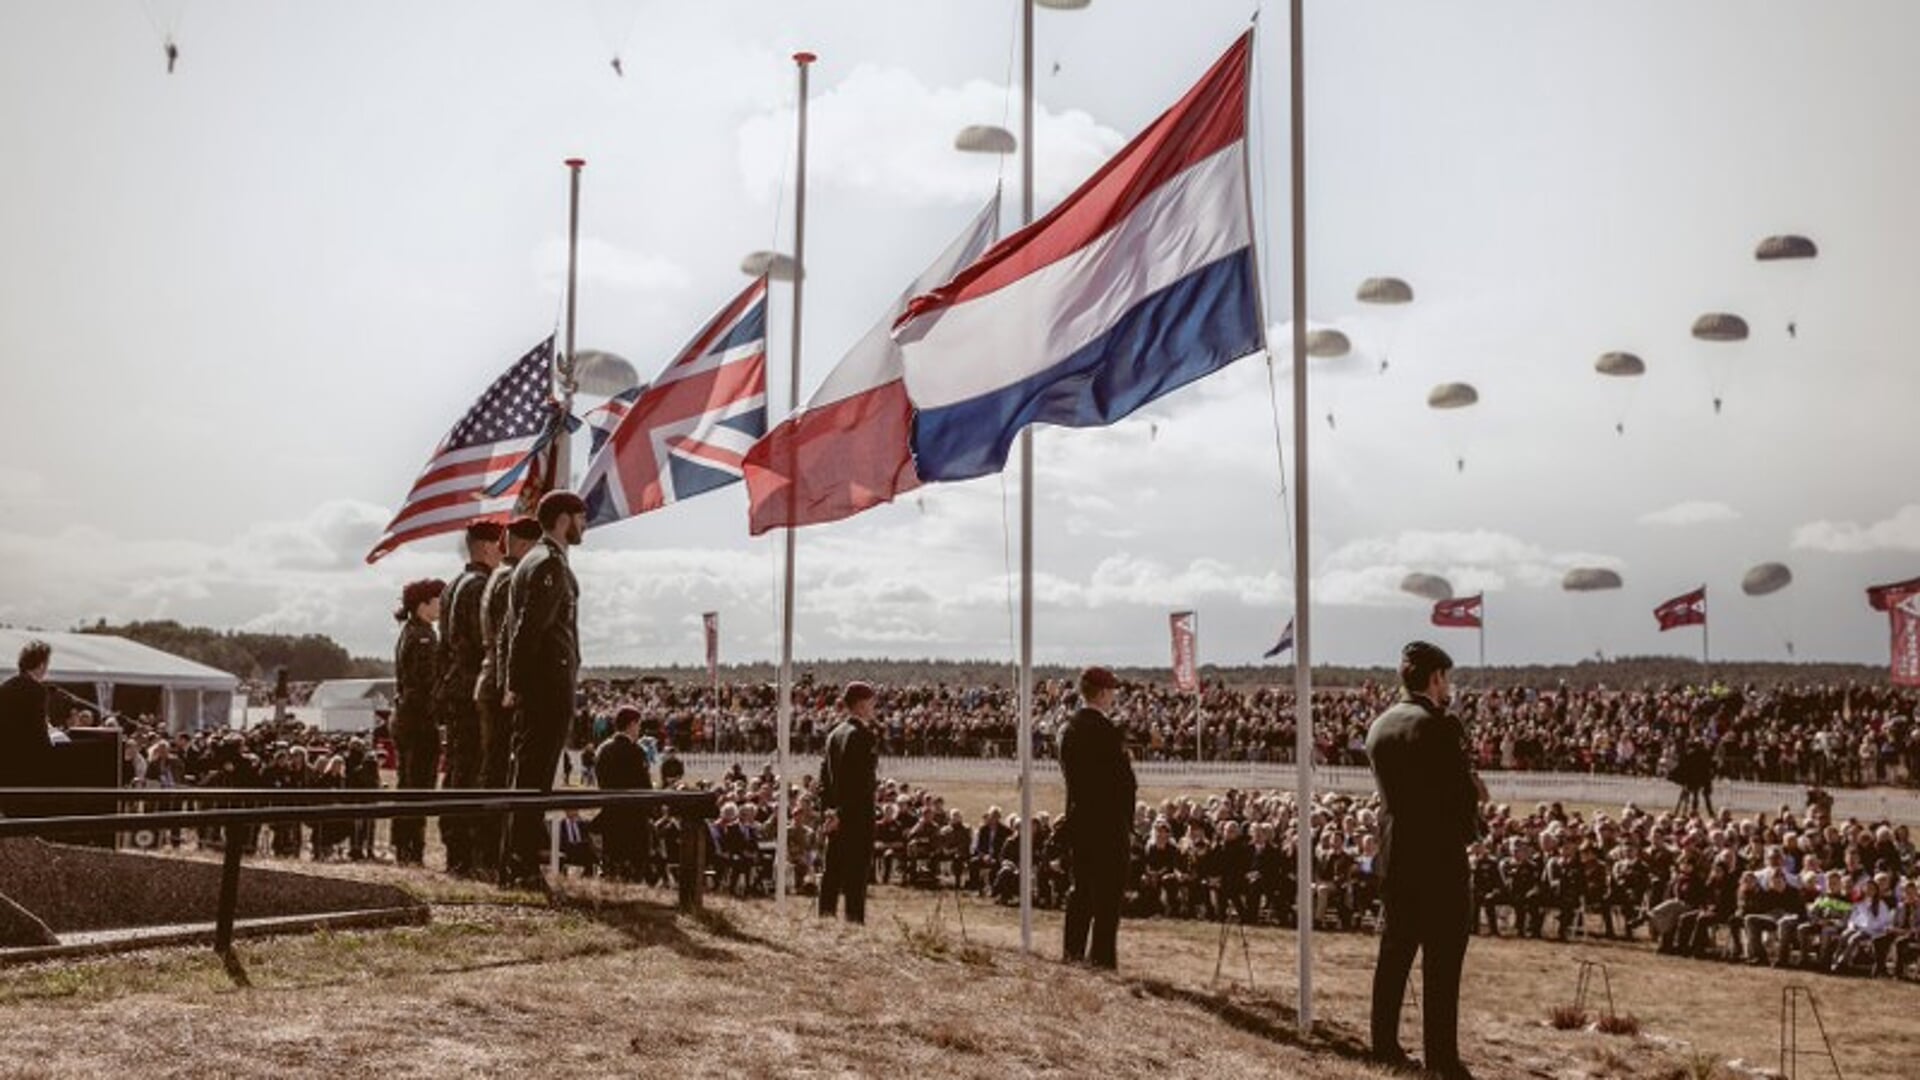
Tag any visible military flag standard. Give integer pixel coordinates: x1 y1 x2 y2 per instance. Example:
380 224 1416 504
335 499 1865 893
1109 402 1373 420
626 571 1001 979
366 337 559 563
1655 586 1708 631
581 280 769 527
894 32 1261 481
1892 591 1920 687
1431 595 1483 629
743 195 999 534
1169 611 1198 692
1868 575 1920 612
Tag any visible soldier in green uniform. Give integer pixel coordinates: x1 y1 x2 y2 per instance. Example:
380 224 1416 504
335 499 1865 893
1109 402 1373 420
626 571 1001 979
391 578 445 866
1366 641 1486 1080
500 490 587 889
433 521 503 877
474 515 541 881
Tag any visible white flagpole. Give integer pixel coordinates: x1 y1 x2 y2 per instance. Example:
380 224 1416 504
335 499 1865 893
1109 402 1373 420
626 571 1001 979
775 50 815 907
557 158 585 482
1017 0 1036 958
1192 611 1204 763
1287 0 1316 1033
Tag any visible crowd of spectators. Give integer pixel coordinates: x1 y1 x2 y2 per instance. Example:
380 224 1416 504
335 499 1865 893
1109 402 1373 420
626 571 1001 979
573 677 1920 790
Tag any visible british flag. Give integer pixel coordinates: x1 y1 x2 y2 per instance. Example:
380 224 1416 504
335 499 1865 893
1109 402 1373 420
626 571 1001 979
580 279 769 528
583 385 643 458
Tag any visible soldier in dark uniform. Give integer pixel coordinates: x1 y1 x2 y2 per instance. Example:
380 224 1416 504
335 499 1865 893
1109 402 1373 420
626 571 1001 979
434 521 503 877
1059 665 1136 970
818 682 879 923
500 491 587 889
594 707 651 880
473 515 541 879
1365 641 1484 1080
391 578 446 866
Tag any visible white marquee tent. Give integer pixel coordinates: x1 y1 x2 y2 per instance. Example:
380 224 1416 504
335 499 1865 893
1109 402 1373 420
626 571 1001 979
0 628 239 733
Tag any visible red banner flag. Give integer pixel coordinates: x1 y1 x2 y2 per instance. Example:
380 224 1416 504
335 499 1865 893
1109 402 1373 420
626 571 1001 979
1655 586 1708 631
1868 575 1920 612
1431 594 1483 629
702 612 719 688
1893 592 1920 687
1170 611 1198 692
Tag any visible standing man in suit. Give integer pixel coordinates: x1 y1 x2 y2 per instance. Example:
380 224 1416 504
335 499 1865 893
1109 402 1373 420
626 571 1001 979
818 681 879 923
0 640 55 799
594 706 651 880
1059 665 1137 970
500 490 587 889
1366 641 1486 1080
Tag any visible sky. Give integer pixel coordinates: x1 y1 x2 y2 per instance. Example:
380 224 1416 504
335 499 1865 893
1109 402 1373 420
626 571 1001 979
2 0 1917 670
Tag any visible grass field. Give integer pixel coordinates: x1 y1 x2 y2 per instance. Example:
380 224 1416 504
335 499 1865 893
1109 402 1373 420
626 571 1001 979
1 852 1913 1079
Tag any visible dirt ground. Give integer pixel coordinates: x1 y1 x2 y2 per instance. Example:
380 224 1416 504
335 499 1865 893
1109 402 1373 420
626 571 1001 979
0 855 1913 1079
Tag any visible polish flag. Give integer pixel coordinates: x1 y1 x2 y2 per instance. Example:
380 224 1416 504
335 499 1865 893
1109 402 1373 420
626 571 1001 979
742 196 1000 535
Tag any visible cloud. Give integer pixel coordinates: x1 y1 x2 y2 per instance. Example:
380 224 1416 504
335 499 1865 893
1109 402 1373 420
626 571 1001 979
1639 500 1741 527
1316 529 1623 605
1792 504 1920 553
737 66 1125 205
0 466 43 501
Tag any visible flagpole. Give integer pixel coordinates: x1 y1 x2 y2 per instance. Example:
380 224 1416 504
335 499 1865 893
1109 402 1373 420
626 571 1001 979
775 51 815 908
557 158 586 485
1478 597 1486 670
1702 589 1711 673
1287 0 1316 1033
1192 612 1204 763
1017 0 1037 958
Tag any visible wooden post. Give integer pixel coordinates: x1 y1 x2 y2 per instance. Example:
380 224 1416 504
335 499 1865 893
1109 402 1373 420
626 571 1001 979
677 806 706 912
214 824 243 955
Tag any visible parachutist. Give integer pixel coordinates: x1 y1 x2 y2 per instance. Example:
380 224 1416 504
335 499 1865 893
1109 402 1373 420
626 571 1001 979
1713 397 1723 415
1455 457 1465 473
1787 321 1797 339
1615 422 1624 436
611 56 624 78
165 39 178 75
1379 358 1390 375
1052 61 1062 76
1785 640 1796 657
1325 413 1336 430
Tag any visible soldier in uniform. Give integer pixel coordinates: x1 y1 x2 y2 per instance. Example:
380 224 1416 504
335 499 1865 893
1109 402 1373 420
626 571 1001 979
391 578 446 866
818 682 879 923
473 515 541 880
1365 641 1485 1080
1059 665 1136 969
500 490 587 889
434 521 503 877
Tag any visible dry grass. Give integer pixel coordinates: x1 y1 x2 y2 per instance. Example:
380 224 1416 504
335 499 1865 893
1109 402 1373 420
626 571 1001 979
1 857 1915 1078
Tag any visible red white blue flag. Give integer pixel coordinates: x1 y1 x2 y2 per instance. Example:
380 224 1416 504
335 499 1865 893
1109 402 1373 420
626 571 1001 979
580 280 769 527
894 32 1260 481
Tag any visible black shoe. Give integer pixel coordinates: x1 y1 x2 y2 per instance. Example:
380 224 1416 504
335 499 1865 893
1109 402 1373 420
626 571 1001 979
1371 1049 1422 1074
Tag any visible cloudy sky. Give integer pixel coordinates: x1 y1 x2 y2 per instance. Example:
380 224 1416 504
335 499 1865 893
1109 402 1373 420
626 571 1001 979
3 1 1917 669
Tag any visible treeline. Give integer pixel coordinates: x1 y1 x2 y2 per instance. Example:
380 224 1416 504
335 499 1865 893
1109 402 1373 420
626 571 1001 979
588 654 1891 691
75 619 389 681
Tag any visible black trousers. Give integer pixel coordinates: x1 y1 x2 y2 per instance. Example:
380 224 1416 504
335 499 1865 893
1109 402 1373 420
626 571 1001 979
503 679 571 881
1064 848 1124 969
1371 871 1471 1069
390 713 439 862
439 697 483 872
472 690 512 874
819 825 873 923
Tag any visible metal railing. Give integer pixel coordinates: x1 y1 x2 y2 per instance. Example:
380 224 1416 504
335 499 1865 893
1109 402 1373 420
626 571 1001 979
0 787 720 958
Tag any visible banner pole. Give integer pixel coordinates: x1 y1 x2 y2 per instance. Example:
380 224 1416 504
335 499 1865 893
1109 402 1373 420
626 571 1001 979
1017 0 1037 958
1287 0 1315 1034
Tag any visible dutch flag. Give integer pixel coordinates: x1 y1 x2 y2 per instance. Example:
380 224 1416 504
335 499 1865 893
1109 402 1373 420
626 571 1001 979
894 32 1261 482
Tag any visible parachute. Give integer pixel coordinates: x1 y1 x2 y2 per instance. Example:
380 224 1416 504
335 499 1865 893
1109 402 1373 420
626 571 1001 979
1754 235 1817 262
1357 277 1414 305
1426 382 1478 471
1562 567 1623 592
1354 277 1415 375
1754 234 1818 340
571 350 642 396
954 125 1018 154
1741 562 1793 597
1594 352 1645 434
1691 313 1749 414
1400 573 1454 602
1306 329 1351 358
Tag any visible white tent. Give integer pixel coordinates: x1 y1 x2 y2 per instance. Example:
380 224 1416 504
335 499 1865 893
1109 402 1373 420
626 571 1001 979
308 678 394 733
0 628 240 733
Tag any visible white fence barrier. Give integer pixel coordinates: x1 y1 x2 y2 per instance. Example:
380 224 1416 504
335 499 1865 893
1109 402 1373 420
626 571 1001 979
678 753 1920 824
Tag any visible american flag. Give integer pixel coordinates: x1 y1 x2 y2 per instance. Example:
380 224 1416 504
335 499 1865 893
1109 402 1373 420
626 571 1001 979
581 279 768 528
365 337 559 563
